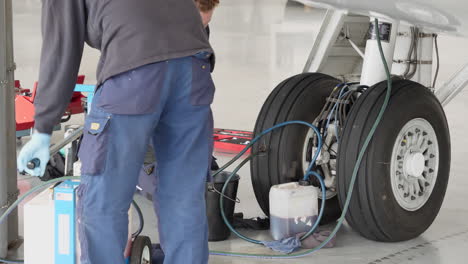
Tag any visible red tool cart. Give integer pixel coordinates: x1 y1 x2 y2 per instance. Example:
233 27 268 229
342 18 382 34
15 75 87 138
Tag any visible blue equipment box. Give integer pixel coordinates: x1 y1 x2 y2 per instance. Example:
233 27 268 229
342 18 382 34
54 180 80 264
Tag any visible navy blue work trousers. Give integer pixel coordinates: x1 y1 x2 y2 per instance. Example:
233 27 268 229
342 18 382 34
77 53 215 264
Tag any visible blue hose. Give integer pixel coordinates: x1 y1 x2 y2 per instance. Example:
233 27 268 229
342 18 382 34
214 120 326 246
325 86 349 139
212 120 323 182
0 258 24 264
218 161 327 245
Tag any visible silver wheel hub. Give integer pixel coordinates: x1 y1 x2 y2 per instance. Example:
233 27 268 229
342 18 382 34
302 124 338 199
404 151 425 177
390 118 439 211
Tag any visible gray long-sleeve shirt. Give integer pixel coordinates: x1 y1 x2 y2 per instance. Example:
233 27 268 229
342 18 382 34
34 0 213 134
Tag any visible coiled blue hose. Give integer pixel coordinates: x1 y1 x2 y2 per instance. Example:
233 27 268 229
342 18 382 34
211 120 327 245
211 120 323 183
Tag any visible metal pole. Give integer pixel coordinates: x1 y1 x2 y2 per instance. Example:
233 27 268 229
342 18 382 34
0 0 18 256
435 63 468 107
5 0 18 244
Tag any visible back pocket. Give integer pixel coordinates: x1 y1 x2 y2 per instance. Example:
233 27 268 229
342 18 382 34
78 114 111 176
191 55 216 105
96 62 168 114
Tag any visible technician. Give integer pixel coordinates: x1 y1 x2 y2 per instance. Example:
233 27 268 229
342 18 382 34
17 1 215 264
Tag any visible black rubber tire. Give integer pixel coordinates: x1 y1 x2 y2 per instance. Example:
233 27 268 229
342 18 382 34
250 73 342 224
337 80 451 242
130 236 153 264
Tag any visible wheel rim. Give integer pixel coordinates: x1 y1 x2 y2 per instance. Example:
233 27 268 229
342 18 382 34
141 245 151 264
302 128 337 199
390 118 439 211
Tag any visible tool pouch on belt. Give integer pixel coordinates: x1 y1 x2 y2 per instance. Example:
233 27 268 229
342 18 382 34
78 111 112 176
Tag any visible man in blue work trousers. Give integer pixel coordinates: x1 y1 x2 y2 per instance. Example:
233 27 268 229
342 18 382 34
17 1 215 263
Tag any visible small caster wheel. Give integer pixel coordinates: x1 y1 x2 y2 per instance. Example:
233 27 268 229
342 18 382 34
130 236 153 264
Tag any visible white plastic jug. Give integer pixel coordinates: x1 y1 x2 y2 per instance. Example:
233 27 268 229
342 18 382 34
269 182 319 240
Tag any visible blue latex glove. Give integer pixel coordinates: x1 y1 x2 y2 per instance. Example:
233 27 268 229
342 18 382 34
17 132 51 177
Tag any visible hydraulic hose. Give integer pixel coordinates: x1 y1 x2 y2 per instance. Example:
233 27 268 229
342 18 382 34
131 200 145 238
0 258 23 264
211 120 327 245
212 120 323 182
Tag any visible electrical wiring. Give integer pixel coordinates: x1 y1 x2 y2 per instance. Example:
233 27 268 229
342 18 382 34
433 34 440 89
406 27 420 79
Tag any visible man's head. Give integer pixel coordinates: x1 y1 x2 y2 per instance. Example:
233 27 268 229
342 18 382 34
194 0 219 27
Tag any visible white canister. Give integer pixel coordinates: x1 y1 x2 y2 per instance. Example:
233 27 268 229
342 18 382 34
269 182 319 240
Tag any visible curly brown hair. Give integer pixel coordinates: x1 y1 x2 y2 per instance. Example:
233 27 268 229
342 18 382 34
194 0 219 12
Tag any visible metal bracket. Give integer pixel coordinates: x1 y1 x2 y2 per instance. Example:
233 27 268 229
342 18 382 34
418 32 437 38
398 32 436 38
393 59 433 65
0 64 16 88
7 62 15 72
0 79 9 86
303 10 347 73
326 97 350 104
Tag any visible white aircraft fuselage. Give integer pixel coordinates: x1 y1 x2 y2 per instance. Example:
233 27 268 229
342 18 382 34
300 0 468 36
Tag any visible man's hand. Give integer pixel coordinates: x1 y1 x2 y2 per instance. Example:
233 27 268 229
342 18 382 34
17 132 51 177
